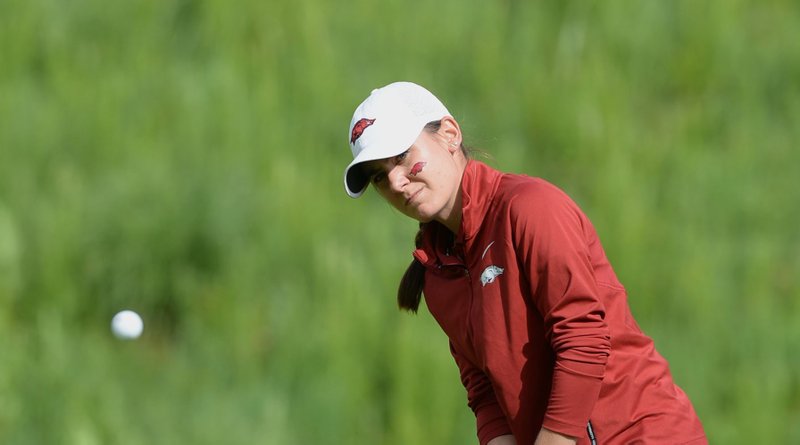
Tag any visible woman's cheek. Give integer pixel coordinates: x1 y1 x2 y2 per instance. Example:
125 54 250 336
410 161 427 176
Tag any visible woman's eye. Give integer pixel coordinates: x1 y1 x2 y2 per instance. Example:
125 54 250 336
395 151 408 163
371 172 386 184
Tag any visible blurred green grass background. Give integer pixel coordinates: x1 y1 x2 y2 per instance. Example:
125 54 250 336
1 0 799 443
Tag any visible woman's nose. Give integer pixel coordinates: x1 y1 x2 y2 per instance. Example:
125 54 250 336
387 167 408 193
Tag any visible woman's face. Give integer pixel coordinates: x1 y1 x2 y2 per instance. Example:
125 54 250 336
361 124 467 229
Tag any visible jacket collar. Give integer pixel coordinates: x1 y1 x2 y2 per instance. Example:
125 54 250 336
413 160 503 268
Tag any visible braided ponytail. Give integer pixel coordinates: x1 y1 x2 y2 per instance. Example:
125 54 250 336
397 224 426 312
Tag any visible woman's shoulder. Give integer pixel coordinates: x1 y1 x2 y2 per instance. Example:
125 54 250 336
493 172 587 230
497 172 573 206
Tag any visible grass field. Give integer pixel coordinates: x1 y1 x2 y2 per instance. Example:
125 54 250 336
1 0 799 443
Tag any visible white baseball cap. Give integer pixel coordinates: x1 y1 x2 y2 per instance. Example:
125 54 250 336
343 81 451 198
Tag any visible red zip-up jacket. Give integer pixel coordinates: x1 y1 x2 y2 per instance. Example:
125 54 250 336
413 161 706 445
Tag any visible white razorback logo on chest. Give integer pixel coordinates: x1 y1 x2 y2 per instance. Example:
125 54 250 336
480 265 504 286
479 241 504 287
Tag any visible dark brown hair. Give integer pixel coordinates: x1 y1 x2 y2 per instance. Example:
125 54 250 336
397 223 428 312
397 120 467 312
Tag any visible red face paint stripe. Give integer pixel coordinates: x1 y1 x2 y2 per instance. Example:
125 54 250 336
410 161 426 176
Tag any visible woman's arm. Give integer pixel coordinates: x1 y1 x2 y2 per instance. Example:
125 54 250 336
485 428 577 445
487 434 517 445
534 428 577 445
449 342 513 443
509 182 611 439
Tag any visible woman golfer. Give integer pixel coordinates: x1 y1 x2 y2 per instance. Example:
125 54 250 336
343 82 707 445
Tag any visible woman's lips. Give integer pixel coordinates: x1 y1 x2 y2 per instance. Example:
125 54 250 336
405 189 421 206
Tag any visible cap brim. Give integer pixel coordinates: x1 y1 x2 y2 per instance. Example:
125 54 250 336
344 162 369 198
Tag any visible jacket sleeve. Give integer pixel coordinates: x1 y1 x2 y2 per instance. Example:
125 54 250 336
449 341 513 445
509 182 611 438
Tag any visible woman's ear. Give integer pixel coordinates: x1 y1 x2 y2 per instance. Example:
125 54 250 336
439 116 462 152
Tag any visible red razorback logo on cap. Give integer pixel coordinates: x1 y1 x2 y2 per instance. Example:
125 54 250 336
350 118 376 144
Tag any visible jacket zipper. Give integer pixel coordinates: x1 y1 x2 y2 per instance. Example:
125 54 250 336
438 249 475 357
587 420 597 445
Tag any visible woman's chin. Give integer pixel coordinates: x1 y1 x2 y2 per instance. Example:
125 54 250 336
410 209 436 224
404 202 442 224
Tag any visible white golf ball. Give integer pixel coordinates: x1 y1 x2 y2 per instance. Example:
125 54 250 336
111 310 144 340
